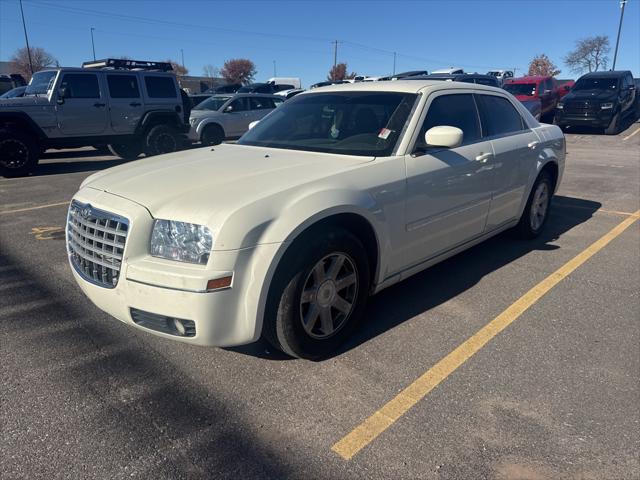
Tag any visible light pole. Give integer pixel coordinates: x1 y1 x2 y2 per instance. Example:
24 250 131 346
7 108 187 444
90 27 96 61
612 0 627 70
19 0 34 75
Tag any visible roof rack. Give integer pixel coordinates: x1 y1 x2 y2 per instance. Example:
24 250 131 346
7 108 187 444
82 58 173 72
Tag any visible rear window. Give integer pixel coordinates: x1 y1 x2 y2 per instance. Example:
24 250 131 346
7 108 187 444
476 94 524 137
107 75 140 98
144 76 177 98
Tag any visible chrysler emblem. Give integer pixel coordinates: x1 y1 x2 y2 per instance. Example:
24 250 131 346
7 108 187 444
80 205 92 218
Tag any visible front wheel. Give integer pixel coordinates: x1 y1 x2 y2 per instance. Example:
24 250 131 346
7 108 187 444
201 124 224 146
515 171 553 239
263 229 370 360
0 128 40 177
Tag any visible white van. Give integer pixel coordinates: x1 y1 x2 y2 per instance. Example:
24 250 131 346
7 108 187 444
267 77 302 89
431 67 465 75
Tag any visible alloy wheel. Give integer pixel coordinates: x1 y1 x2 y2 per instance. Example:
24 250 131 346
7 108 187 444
530 182 549 231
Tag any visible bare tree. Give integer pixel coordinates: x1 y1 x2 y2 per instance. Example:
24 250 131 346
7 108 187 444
203 64 219 78
564 36 610 74
166 59 188 76
527 54 561 77
220 59 256 85
327 62 358 81
9 46 57 80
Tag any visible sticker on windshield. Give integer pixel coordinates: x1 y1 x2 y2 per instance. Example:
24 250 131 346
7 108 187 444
378 128 393 140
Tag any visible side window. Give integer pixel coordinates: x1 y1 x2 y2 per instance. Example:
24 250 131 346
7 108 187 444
476 94 524 137
227 97 247 112
249 97 276 110
60 74 100 98
144 76 177 98
416 93 481 149
107 75 139 98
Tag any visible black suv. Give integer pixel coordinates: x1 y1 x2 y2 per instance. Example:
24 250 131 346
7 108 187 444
554 70 637 135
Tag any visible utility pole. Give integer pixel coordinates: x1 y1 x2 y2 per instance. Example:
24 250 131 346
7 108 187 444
19 0 34 76
612 0 627 70
333 40 338 69
393 52 396 75
180 49 185 70
90 27 96 61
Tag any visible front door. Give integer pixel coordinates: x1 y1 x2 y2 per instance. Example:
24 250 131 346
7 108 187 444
221 97 251 137
404 92 494 266
55 73 108 135
106 74 144 134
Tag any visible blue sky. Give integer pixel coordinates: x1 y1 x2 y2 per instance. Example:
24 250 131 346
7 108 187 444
1 0 638 86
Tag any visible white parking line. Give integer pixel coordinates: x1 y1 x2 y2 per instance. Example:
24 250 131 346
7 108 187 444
0 201 69 215
623 126 640 141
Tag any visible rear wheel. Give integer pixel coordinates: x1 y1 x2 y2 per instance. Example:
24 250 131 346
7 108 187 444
263 229 370 360
144 124 181 156
0 128 39 177
201 124 224 146
108 140 143 160
515 171 553 239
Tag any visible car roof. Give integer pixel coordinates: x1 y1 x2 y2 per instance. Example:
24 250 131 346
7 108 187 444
37 67 175 75
581 70 631 78
301 79 503 94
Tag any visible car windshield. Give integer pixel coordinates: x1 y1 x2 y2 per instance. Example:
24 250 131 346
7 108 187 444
193 95 232 111
504 83 537 96
238 91 417 157
573 77 618 91
25 70 57 95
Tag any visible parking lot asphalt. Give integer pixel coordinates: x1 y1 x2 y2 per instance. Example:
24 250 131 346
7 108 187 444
1 122 639 480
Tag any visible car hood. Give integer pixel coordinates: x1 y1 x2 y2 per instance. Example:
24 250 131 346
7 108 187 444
189 109 222 120
0 95 50 108
564 89 617 102
514 94 536 101
83 143 373 225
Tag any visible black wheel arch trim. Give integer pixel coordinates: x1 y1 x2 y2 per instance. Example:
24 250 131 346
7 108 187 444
0 112 47 140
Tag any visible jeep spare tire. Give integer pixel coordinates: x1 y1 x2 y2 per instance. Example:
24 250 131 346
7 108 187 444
144 125 180 156
0 127 39 177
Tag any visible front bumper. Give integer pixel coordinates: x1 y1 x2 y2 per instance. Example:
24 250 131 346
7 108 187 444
555 110 614 128
67 188 280 347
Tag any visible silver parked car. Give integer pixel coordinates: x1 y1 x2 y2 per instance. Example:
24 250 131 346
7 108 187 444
188 93 284 145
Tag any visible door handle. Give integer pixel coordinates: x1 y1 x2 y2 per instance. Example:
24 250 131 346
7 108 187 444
93 102 106 107
528 141 540 149
129 102 141 107
475 152 492 163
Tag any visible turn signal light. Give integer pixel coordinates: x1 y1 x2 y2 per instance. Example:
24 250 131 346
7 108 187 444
206 275 233 291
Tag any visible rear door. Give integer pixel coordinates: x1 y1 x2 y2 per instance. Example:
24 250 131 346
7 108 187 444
476 93 540 229
106 73 144 134
56 72 108 135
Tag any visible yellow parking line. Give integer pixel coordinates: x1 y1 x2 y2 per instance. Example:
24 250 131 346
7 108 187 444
332 210 640 460
622 126 640 141
0 201 69 215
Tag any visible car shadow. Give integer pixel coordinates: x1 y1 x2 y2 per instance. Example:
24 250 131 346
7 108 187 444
231 195 601 360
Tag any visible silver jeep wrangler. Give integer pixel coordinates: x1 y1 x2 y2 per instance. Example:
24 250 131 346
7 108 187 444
0 59 190 176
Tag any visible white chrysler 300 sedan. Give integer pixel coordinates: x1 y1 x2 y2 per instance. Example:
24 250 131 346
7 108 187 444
67 81 565 359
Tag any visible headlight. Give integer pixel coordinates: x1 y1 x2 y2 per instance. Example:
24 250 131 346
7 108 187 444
556 102 564 109
600 102 613 109
150 220 213 265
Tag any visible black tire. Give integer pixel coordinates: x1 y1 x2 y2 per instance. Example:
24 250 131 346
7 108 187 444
263 228 371 360
604 111 620 135
201 123 224 146
515 170 553 239
108 140 143 160
144 124 180 156
0 127 40 177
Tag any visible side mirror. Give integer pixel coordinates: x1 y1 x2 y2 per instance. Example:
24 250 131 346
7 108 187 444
57 86 67 104
564 85 571 91
224 105 233 113
425 126 463 149
248 120 259 130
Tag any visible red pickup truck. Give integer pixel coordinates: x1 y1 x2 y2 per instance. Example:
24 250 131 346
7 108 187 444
503 76 560 120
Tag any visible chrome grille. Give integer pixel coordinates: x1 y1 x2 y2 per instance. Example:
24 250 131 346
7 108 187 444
67 200 129 288
564 100 598 116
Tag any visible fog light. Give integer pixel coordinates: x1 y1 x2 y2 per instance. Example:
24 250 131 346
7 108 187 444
172 318 186 336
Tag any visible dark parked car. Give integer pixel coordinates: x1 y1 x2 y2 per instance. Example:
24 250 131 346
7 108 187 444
0 86 27 99
407 73 500 87
379 70 429 81
188 93 212 108
204 84 241 94
237 83 280 94
0 74 27 96
554 70 637 134
309 80 349 89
